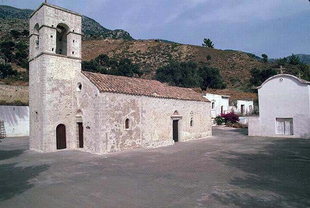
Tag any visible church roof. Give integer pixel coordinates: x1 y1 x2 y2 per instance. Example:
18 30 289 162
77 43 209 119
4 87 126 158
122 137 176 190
82 71 209 102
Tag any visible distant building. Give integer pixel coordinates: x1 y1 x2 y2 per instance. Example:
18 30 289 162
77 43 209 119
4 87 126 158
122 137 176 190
249 74 310 138
28 3 212 154
229 99 254 116
204 93 230 118
205 90 255 115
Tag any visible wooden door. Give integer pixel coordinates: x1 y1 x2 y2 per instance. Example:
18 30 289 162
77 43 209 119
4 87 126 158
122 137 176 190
56 124 66 149
173 120 179 142
78 122 84 148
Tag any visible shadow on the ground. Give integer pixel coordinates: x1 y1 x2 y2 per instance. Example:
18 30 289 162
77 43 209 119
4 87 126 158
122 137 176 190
0 149 24 161
0 149 49 201
212 127 248 137
230 128 248 136
213 138 310 208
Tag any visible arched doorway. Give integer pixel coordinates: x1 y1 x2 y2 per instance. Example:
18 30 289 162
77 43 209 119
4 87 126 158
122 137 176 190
56 124 66 149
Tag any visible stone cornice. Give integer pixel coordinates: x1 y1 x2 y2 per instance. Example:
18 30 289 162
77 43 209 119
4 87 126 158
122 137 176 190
29 52 81 62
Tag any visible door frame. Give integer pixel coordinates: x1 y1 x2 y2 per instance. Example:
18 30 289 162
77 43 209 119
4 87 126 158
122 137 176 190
171 112 182 143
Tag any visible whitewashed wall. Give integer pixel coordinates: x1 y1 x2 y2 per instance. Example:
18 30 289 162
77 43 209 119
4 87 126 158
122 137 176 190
249 75 310 138
0 106 29 137
204 93 229 118
229 100 254 115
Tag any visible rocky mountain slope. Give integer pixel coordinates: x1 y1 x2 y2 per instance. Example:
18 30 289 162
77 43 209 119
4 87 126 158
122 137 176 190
82 39 265 88
0 5 133 40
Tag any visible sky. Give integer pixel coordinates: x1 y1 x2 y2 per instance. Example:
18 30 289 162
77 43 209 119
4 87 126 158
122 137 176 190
1 0 309 58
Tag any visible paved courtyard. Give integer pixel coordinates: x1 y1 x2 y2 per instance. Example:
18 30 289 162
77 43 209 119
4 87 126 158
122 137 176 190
0 127 309 208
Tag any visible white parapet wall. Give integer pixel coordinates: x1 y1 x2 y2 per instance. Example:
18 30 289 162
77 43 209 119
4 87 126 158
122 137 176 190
0 106 29 137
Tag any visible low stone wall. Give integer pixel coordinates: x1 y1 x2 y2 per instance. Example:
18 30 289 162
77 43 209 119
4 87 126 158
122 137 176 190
0 84 29 105
0 105 29 137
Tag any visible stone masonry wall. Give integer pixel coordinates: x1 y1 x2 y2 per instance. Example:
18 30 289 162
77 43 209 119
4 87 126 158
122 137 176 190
0 85 28 105
76 73 212 154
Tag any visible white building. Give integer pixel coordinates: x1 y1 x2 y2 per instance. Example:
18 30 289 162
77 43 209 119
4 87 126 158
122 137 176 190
229 100 254 116
249 74 310 138
0 106 29 137
204 93 230 118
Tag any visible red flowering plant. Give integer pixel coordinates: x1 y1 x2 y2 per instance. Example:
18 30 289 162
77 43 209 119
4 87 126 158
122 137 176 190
220 112 239 124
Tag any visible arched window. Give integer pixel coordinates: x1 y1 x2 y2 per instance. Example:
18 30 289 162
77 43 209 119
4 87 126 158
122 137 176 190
125 119 130 129
56 24 69 55
34 23 40 49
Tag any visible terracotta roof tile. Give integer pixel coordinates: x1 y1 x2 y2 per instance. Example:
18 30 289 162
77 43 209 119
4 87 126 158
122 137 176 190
82 71 209 102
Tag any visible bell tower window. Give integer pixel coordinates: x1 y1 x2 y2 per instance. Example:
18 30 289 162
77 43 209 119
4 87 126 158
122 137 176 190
56 24 69 55
34 23 40 49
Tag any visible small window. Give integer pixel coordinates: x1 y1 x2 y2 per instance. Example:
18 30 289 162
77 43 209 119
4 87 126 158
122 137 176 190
72 51 75 55
125 119 130 129
190 118 193 127
212 102 215 109
77 83 82 91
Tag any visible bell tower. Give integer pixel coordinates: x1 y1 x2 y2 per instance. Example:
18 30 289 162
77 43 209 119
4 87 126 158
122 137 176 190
29 3 82 152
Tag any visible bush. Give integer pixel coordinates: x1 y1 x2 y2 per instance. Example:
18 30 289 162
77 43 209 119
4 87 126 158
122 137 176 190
0 64 18 78
221 112 239 124
215 116 225 125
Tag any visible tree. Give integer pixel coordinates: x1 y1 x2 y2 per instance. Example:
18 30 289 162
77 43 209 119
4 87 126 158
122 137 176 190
0 64 17 79
202 38 214 48
261 54 268 63
10 30 21 39
156 61 225 89
156 61 202 88
82 54 143 78
198 66 226 90
288 54 301 65
249 68 277 87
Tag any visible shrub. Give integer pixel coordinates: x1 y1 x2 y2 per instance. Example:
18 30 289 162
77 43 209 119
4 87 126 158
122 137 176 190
0 64 18 78
221 112 239 124
215 116 225 125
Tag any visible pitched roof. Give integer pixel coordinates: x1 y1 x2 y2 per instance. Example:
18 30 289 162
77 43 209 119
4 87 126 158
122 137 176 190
82 71 209 102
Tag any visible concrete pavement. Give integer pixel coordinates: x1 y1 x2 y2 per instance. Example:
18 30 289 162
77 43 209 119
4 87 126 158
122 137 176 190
0 127 309 208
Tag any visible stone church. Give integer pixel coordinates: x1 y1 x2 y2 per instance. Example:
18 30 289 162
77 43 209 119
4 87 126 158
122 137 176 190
29 2 212 154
